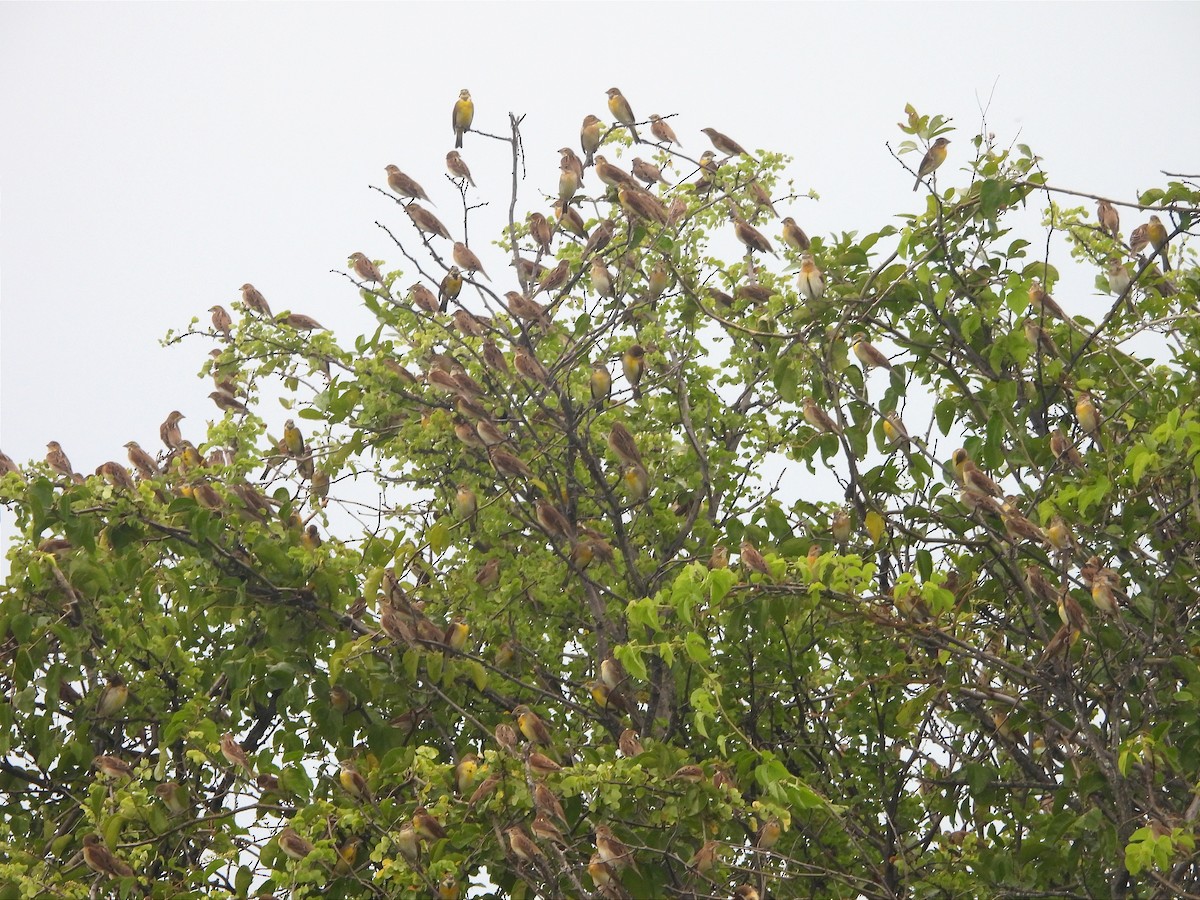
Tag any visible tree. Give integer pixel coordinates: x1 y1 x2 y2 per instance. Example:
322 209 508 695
1 97 1198 899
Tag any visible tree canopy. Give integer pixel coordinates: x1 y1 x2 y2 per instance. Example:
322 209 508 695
2 95 1199 899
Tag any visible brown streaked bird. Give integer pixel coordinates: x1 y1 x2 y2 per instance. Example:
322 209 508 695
506 291 550 326
406 203 453 241
494 721 520 754
913 137 950 190
605 87 640 142
1028 278 1068 322
407 282 439 314
607 422 643 467
590 257 614 297
1096 199 1119 237
412 806 447 842
154 781 189 815
594 824 637 872
594 154 637 189
349 252 383 284
618 728 644 757
452 88 473 149
490 448 533 479
733 887 761 900
439 266 463 311
534 781 567 824
535 500 573 541
1050 429 1083 468
1107 261 1132 296
580 113 603 167
1024 318 1060 357
94 754 133 780
45 441 74 478
534 258 571 297
701 126 749 157
688 839 720 874
209 389 249 415
781 217 810 252
279 312 325 331
852 333 892 371
803 397 841 434
452 242 490 281
632 157 668 187
1024 564 1058 606
618 182 669 225
384 164 433 204
527 212 552 255
1075 390 1101 439
1057 589 1089 636
240 283 271 317
559 146 585 182
648 113 681 146
1131 215 1171 270
739 539 771 576
513 346 550 384
0 449 20 478
708 544 729 569
220 732 254 777
531 813 567 846
582 218 615 257
482 340 509 374
277 826 315 860
1000 498 1048 546
553 199 589 239
671 764 705 784
445 151 475 187
209 304 232 337
506 826 546 865
796 253 825 300
961 460 1002 498
749 180 778 216
527 751 562 777
452 308 487 337
82 834 134 878
733 214 777 257
622 344 646 400
97 461 135 491
124 441 158 478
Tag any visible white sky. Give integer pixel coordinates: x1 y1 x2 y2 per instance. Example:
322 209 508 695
2 2 1199 547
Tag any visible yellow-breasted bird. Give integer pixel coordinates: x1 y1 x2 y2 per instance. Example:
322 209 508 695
412 806 447 842
339 760 371 802
282 419 305 457
1075 390 1100 439
913 137 950 191
781 217 810 252
622 344 646 399
452 89 473 149
96 675 128 717
439 267 463 312
882 412 909 447
590 361 612 405
649 113 681 147
606 87 640 142
1096 199 1119 237
445 151 475 187
514 704 553 747
384 165 433 204
796 253 825 300
852 333 893 371
1130 214 1171 271
622 464 649 502
558 163 581 203
580 114 603 167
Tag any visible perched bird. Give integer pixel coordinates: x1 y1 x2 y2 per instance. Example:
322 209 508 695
961 460 1002 498
93 754 133 780
1024 318 1060 357
594 824 637 872
514 704 553 747
749 180 778 216
527 751 562 777
412 806 447 842
734 887 761 900
279 312 325 331
454 753 479 795
831 508 853 544
781 217 810 252
1107 261 1132 296
531 813 566 846
605 87 640 142
590 257 614 297
590 361 613 405
0 449 20 479
490 448 533 479
580 114 603 167
588 853 618 891
796 253 825 300
701 126 749 157
350 252 381 283
618 728 644 757
452 89 474 148
439 267 464 311
553 200 589 240
1045 515 1074 553
339 760 371 802
45 441 74 478
708 545 729 569
452 308 487 337
595 154 637 189
852 333 893 371
739 539 771 576
1028 278 1069 322
803 397 840 434
209 390 248 415
622 344 646 399
883 412 909 447
406 203 453 241
506 826 546 866
535 500 573 541
632 157 668 187
607 422 643 467
82 834 134 878
1130 214 1171 270
688 840 720 874
1091 567 1124 616
240 283 271 317
618 182 669 225
154 781 190 815
513 346 550 384
534 781 567 824
384 165 433 204
494 721 520 754
622 464 649 502
757 817 782 849
558 163 581 203
220 732 254 777
408 282 440 314
124 441 158 478
559 146 585 182
445 151 475 187
672 764 705 784
534 258 571 297
649 113 681 147
209 305 232 338
277 826 314 860
1050 429 1084 468
582 218 615 257
452 242 490 281
733 214 776 256
1075 390 1101 438
913 137 950 191
527 212 553 255
1096 199 1120 237
482 340 509 374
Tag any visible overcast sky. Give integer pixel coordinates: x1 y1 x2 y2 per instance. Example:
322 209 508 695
2 2 1198 548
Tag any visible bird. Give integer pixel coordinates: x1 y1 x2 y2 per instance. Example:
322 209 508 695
452 89 473 148
672 764 705 784
407 282 440 314
558 163 581 203
803 397 840 434
961 460 1002 498
1096 199 1120 237
513 704 553 747
1130 214 1171 270
490 449 533 479
739 539 771 576
590 361 613 405
1046 515 1074 552
607 422 643 467
580 114 603 166
590 257 614 297
482 340 509 374
527 751 562 777
852 333 892 371
494 721 520 754
1075 390 1101 438
701 126 749 157
349 252 383 284
688 840 720 874
439 267 463 311
535 500 573 541
93 754 133 780
240 283 271 317
913 137 950 190
582 218 615 257
1050 429 1084 468
452 242 490 281
220 732 254 776
533 259 570 297
796 253 825 300
594 824 637 872
527 212 553 254
82 834 134 878
594 154 636 189
154 781 190 815
45 441 74 478
649 113 681 147
531 813 567 846
209 304 232 338
124 441 158 478
1024 318 1059 357
708 545 729 569
749 180 778 216
412 806 447 842
618 728 644 757
631 157 668 187
384 165 433 204
506 826 546 866
445 151 475 187
831 508 853 544
559 146 585 182
757 817 782 849
1107 261 1132 296
623 464 649 503
622 345 646 399
209 390 248 415
277 826 315 860
406 203 453 241
513 346 550 384
618 182 668 225
732 215 776 256
781 217 810 252
1028 278 1069 322
278 312 325 331
606 87 640 142
339 760 371 802
883 412 909 447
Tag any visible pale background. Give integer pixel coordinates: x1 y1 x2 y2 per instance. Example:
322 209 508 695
3 2 1199 548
